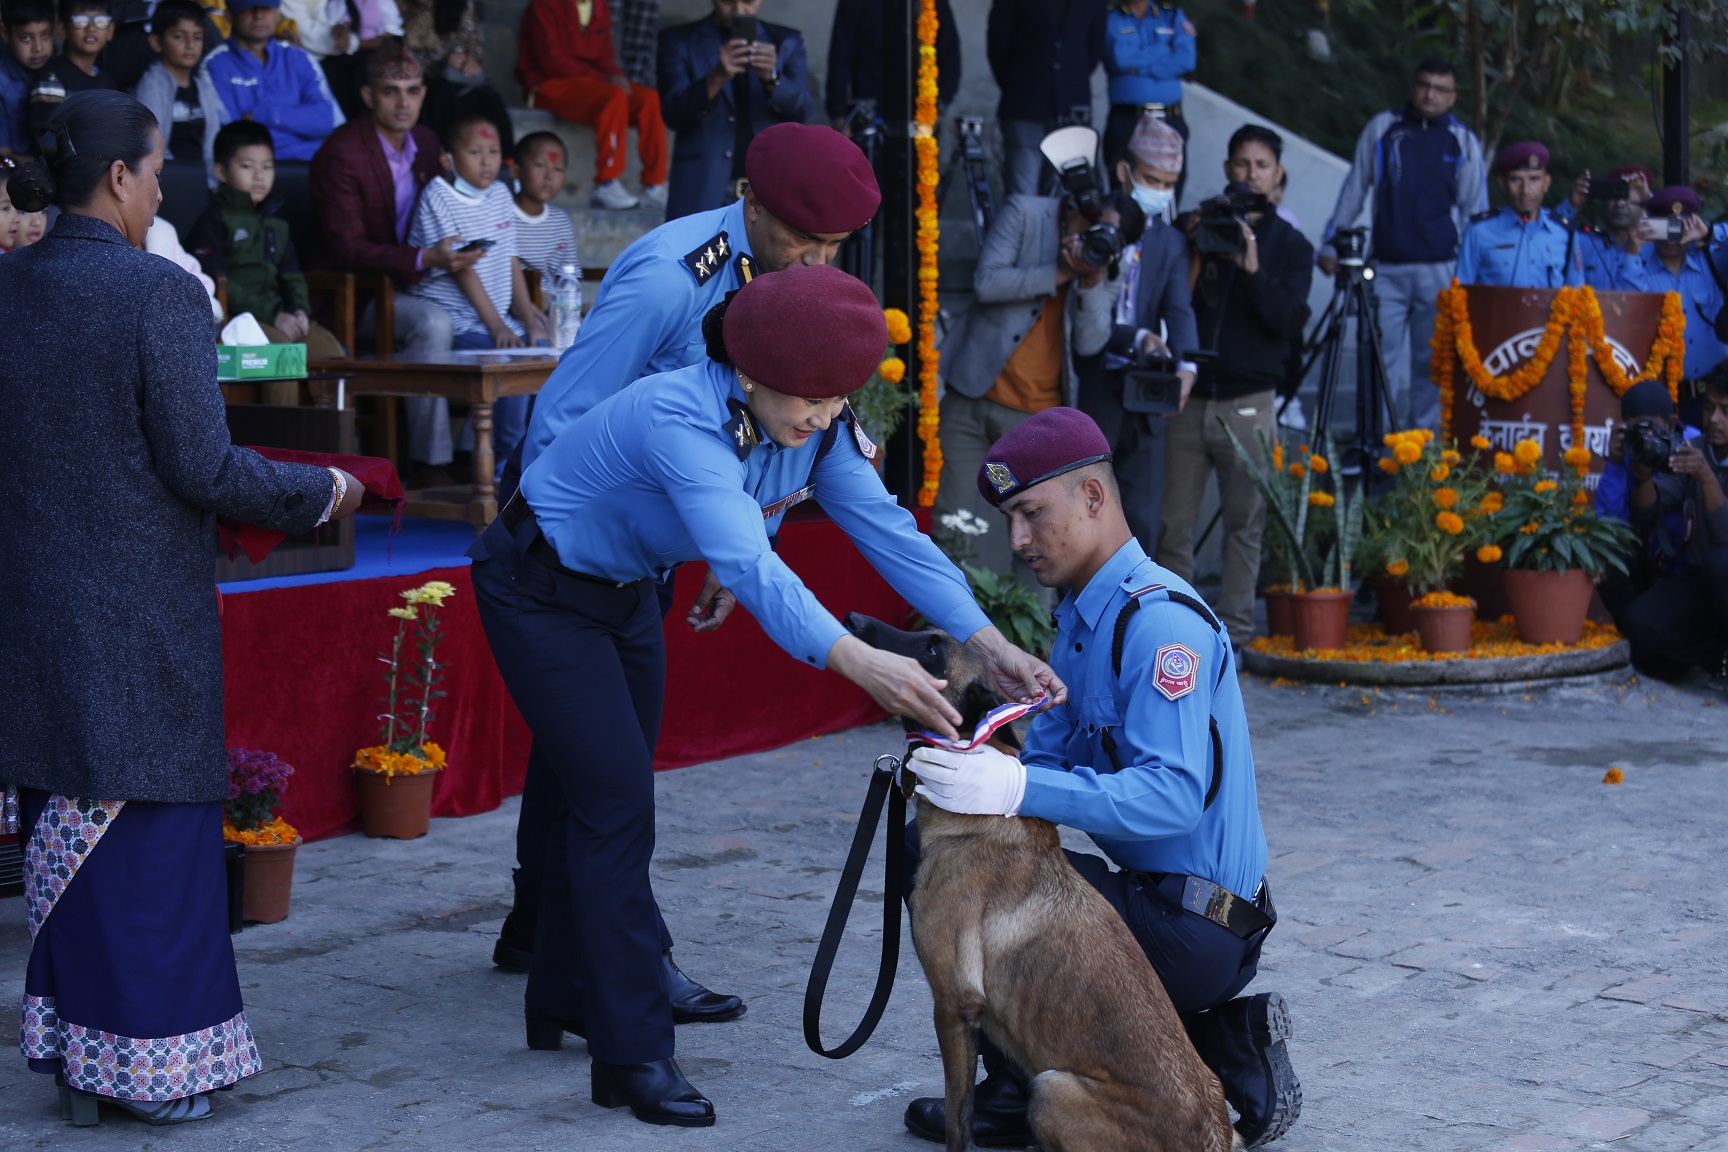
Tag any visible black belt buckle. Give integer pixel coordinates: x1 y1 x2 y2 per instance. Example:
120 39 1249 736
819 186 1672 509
1181 875 1274 940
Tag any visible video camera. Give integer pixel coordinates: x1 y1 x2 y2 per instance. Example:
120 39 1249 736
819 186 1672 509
1623 419 1686 471
1040 126 1123 270
1331 226 1375 288
1122 347 1183 416
1192 183 1269 257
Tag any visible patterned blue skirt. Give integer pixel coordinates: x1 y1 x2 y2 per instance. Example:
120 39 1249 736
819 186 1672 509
13 789 262 1101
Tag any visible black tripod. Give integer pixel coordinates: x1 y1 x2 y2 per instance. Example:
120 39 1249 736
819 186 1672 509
937 117 997 248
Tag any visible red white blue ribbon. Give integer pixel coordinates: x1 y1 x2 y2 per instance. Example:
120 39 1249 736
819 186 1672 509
906 694 1050 752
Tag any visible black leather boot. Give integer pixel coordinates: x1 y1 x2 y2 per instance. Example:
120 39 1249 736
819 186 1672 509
1189 991 1301 1148
902 1073 1033 1147
525 1007 586 1049
492 908 534 973
663 951 745 1024
591 1058 715 1127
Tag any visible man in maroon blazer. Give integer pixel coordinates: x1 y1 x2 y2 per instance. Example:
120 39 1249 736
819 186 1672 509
310 41 484 477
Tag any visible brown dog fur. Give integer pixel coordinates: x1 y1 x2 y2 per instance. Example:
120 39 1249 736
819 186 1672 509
847 615 1241 1152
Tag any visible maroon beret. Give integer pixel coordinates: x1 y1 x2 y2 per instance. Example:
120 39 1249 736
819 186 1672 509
977 408 1113 507
1647 185 1701 217
1494 141 1550 175
1610 165 1656 190
746 124 881 235
724 265 887 399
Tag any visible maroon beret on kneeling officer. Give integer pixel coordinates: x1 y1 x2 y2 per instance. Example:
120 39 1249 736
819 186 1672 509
977 407 1114 507
745 124 882 235
723 264 888 398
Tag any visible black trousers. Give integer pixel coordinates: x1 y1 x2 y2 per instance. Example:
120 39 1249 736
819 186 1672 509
1104 105 1190 203
1620 565 1728 672
1077 356 1169 556
472 514 675 1063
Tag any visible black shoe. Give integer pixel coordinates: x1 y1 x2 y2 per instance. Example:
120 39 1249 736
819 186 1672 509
1192 991 1301 1148
664 951 746 1024
492 910 534 973
902 1075 1033 1148
525 1007 586 1050
591 1058 715 1127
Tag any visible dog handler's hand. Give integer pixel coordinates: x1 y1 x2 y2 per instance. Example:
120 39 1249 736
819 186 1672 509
826 634 962 740
686 568 737 632
967 625 1068 705
909 746 1026 816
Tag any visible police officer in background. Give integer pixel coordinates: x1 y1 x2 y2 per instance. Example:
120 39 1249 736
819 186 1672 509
1621 186 1728 383
903 407 1299 1150
1101 0 1195 199
471 266 1064 1127
1455 142 1584 289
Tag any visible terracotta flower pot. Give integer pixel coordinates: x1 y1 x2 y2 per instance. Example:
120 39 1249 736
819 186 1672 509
1412 604 1474 654
241 838 301 925
1370 576 1417 635
1290 589 1352 652
1503 567 1594 646
1459 557 1512 622
1264 588 1295 638
355 768 438 839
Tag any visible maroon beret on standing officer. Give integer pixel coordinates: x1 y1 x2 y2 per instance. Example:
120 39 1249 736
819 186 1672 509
745 123 882 235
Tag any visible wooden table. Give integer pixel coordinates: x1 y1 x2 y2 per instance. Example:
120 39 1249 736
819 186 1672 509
308 352 559 528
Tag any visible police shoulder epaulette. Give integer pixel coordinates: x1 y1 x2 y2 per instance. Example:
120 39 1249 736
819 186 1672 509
1469 209 1497 224
722 396 760 459
683 230 732 285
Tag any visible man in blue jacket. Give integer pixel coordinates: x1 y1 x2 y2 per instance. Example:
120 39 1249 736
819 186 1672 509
1101 0 1194 198
656 0 810 221
201 0 343 162
1319 58 1486 432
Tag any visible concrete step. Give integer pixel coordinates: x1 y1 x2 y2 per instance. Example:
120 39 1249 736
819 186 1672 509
509 107 662 269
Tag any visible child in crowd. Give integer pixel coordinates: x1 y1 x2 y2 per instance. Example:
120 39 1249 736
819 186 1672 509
512 130 581 306
190 119 343 367
2 0 54 150
133 0 219 172
28 0 118 135
13 204 43 243
0 157 19 247
409 113 548 477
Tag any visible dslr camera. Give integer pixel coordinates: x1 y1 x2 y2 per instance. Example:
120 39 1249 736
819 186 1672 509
1040 126 1124 270
1622 419 1685 471
1122 346 1183 416
1192 183 1270 257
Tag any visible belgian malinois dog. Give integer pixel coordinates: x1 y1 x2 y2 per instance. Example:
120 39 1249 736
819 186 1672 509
844 613 1242 1152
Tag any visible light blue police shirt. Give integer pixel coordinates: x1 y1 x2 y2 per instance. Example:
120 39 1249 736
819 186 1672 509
1454 206 1584 288
1017 538 1268 899
1104 4 1194 107
519 358 991 668
522 198 755 468
1622 244 1727 380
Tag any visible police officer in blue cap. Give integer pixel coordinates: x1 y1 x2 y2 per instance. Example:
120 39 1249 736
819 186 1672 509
1455 141 1584 288
472 265 1064 1129
900 406 1298 1149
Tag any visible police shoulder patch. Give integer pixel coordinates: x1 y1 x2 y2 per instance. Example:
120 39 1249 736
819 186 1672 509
843 403 878 459
1153 642 1200 701
684 231 731 285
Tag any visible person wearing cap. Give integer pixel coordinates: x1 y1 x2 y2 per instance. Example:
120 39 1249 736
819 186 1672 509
1622 185 1726 382
470 265 1064 1127
201 0 345 162
1101 0 1195 200
1557 164 1655 290
1454 141 1584 288
901 406 1297 1150
656 0 811 221
1319 57 1486 431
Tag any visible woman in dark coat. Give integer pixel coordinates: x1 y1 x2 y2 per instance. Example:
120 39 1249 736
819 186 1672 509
0 91 365 1127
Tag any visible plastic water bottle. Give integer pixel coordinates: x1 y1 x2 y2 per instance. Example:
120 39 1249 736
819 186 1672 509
552 263 582 351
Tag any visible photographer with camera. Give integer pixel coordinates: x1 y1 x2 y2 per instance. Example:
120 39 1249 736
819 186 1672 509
1163 124 1314 650
1318 58 1486 432
1620 186 1727 384
1455 142 1584 289
1557 165 1653 290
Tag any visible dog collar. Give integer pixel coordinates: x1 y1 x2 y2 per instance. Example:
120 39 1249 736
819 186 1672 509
905 694 1050 753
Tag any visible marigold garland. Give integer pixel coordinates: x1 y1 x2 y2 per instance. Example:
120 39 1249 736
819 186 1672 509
913 0 942 506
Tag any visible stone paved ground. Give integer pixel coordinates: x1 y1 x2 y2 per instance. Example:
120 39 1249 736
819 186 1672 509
2 670 1726 1151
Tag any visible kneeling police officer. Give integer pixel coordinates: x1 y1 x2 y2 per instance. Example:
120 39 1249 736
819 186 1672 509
902 407 1300 1149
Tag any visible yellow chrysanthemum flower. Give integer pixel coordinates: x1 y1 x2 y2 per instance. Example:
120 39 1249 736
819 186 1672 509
1513 440 1543 467
389 606 418 620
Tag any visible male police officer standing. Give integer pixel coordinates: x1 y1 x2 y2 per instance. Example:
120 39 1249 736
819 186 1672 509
1455 141 1584 289
491 121 881 980
902 407 1299 1149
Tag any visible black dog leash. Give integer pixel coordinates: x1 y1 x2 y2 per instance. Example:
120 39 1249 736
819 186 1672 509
803 753 906 1059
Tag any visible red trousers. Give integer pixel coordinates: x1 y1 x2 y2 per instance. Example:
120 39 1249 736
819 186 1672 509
534 76 668 185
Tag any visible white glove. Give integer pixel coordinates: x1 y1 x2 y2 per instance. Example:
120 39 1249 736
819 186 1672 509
908 744 1027 817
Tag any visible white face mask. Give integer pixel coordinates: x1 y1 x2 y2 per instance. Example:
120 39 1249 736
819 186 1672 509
1130 182 1174 220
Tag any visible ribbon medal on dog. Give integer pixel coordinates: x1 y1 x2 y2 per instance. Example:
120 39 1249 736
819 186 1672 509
906 694 1051 753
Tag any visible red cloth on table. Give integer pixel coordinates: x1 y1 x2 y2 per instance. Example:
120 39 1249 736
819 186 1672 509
217 449 404 563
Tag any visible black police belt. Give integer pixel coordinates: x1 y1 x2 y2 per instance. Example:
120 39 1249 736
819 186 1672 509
1113 101 1182 118
500 493 640 588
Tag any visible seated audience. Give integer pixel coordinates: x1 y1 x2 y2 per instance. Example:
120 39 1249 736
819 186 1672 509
134 0 220 173
657 0 811 220
515 0 667 211
190 119 344 366
28 0 119 135
13 202 43 243
512 129 581 295
1622 185 1727 384
0 0 53 154
1455 141 1583 288
0 155 18 246
398 0 512 156
408 113 548 478
203 0 344 161
310 41 474 481
144 214 224 321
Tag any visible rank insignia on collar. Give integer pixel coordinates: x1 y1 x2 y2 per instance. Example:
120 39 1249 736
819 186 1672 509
735 251 756 284
843 402 877 460
684 230 731 285
984 461 1018 494
724 397 760 458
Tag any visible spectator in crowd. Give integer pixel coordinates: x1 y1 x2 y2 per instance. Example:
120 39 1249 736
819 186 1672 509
28 0 120 135
1455 141 1583 288
933 165 1117 585
0 0 53 153
1622 186 1727 383
657 0 810 221
1319 58 1486 431
1081 112 1197 552
824 0 957 131
189 118 344 370
398 0 512 157
613 0 659 88
310 41 477 481
1101 0 1193 198
96 0 166 92
15 205 45 244
1165 124 1313 650
1597 380 1692 599
512 130 581 294
0 156 18 245
408 113 548 476
145 213 224 320
987 0 1106 197
203 0 344 160
279 0 362 115
134 0 220 173
1563 165 1651 290
516 0 668 211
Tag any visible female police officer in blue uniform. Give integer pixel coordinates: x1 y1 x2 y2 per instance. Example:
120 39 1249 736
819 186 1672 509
470 264 1065 1128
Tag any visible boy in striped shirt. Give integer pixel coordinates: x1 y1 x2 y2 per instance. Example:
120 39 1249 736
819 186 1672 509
513 130 582 308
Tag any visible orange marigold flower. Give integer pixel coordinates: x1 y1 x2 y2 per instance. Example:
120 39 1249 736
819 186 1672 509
1441 449 1461 464
1386 558 1409 577
1433 487 1460 509
1470 434 1492 451
1534 479 1558 494
1513 440 1543 467
1519 520 1542 534
1603 767 1624 785
883 308 913 345
1481 492 1505 514
1477 545 1503 563
1272 444 1284 473
1572 489 1591 507
1436 511 1465 535
1394 441 1423 465
1413 590 1474 609
1378 457 1399 474
1494 452 1516 474
1309 454 1329 474
1563 445 1592 469
1308 491 1335 507
878 357 907 384
1430 463 1451 482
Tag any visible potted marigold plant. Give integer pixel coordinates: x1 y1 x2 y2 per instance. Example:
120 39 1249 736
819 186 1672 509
1487 440 1636 645
353 580 456 839
1374 429 1495 653
224 748 299 924
1226 428 1311 639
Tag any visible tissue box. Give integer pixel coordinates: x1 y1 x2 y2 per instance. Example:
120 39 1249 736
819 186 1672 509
217 343 307 381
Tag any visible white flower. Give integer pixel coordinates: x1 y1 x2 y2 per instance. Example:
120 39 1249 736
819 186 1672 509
942 509 990 537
